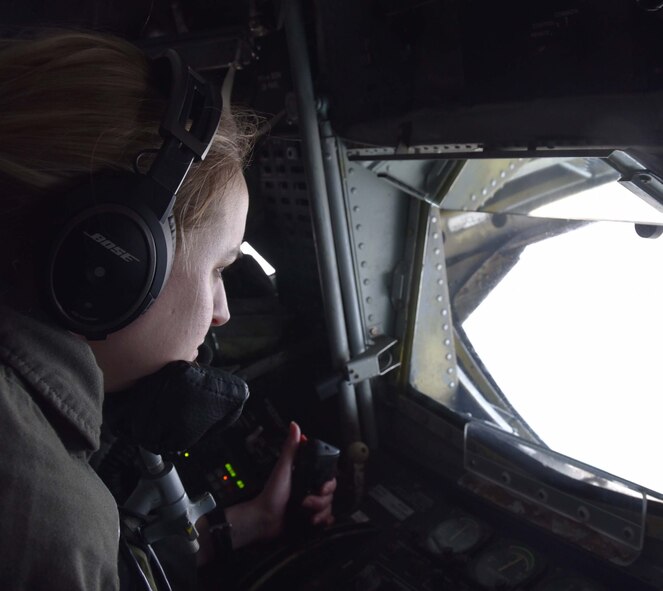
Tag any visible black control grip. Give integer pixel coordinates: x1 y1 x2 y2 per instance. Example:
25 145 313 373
291 437 340 501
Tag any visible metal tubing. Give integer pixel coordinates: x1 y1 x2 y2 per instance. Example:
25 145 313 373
283 0 361 445
320 124 378 449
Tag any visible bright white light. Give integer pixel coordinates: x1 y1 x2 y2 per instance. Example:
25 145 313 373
463 185 663 494
240 242 276 276
532 181 663 224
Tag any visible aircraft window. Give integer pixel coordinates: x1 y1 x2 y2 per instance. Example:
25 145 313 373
530 180 663 224
441 156 663 225
463 219 663 493
416 157 663 496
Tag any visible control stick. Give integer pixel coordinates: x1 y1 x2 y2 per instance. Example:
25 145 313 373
290 436 340 519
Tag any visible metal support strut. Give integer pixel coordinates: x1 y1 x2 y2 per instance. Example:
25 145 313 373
283 0 361 447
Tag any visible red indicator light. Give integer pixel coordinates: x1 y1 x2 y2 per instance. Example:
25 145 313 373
223 475 229 481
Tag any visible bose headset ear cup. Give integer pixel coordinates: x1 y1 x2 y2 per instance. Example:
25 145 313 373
46 49 221 339
48 174 173 338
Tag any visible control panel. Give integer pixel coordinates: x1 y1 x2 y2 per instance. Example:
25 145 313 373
163 392 656 591
225 450 653 591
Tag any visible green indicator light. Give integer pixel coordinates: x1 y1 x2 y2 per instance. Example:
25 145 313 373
237 480 245 489
184 452 190 458
225 463 237 478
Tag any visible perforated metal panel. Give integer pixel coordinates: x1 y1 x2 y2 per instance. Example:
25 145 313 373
258 137 322 320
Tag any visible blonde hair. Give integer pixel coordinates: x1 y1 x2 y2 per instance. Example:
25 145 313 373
0 31 257 283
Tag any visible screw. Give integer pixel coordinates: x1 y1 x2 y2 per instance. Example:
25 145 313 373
577 506 590 522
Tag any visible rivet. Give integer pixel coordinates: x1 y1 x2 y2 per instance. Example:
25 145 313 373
577 506 590 522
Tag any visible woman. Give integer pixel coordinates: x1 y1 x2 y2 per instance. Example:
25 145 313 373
0 31 335 590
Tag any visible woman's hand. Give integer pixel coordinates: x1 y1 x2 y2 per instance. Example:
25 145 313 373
224 421 337 549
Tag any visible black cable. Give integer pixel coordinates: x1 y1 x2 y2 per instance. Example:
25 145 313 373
146 544 173 591
120 524 175 591
237 523 378 591
120 537 155 591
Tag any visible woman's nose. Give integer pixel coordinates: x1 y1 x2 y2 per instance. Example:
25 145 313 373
211 283 230 327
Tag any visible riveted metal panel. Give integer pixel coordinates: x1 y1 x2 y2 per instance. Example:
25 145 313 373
341 152 411 339
408 207 458 404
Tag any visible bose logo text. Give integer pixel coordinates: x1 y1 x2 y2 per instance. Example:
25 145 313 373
83 232 141 263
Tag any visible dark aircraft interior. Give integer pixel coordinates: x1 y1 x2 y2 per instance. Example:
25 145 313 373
3 1 663 589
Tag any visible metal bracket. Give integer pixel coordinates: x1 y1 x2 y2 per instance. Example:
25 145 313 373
345 336 400 385
609 150 663 213
620 170 663 211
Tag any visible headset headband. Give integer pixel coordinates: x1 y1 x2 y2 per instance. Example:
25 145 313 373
145 49 222 219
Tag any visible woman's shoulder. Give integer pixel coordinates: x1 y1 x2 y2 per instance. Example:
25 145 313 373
0 306 105 450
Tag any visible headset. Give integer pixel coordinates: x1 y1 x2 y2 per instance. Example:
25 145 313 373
47 49 222 339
